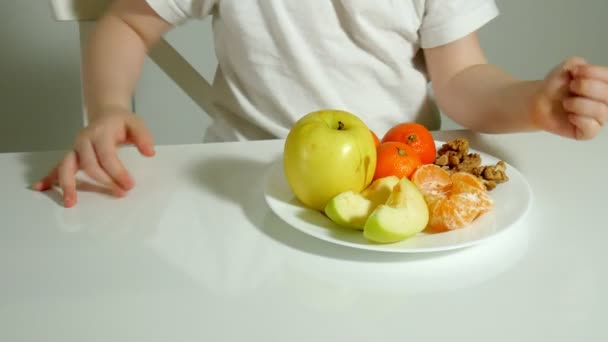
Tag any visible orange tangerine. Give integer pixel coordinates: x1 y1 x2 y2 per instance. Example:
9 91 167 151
381 122 437 164
430 193 482 232
450 172 485 191
451 172 493 213
411 164 451 196
373 142 422 181
411 165 494 232
370 130 380 148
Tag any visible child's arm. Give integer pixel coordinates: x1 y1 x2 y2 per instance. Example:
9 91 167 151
35 0 173 207
83 0 172 121
424 32 608 140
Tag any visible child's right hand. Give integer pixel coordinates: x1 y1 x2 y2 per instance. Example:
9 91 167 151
33 107 156 208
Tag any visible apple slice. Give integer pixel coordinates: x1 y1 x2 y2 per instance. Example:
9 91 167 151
363 177 429 243
324 176 399 230
360 176 400 207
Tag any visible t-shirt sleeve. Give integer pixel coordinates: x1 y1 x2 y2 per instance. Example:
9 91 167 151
146 0 217 25
419 0 499 49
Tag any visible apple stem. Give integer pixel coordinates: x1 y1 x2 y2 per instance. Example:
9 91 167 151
338 121 345 130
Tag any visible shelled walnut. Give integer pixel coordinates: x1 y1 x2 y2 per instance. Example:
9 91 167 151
434 138 509 190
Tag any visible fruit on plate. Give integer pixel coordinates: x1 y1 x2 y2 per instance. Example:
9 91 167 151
411 164 493 232
410 163 451 196
283 109 377 211
324 176 400 230
361 175 400 206
373 141 422 181
363 177 429 243
382 122 436 164
370 130 380 147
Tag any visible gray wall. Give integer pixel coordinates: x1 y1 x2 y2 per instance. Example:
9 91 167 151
483 0 607 78
0 1 83 153
2 0 607 152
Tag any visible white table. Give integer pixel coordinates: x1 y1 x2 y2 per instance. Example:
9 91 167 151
1 129 606 341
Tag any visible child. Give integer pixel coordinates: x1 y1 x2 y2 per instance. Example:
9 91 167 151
35 0 608 207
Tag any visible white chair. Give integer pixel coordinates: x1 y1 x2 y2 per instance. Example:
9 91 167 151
49 0 217 126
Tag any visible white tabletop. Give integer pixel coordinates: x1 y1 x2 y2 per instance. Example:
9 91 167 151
1 129 606 341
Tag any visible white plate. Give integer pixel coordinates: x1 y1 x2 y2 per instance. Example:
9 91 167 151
263 142 532 253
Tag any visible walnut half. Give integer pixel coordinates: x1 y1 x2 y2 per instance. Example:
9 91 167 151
434 138 509 191
472 161 509 190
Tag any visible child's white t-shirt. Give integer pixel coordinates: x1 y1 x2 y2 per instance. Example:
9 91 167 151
146 0 498 141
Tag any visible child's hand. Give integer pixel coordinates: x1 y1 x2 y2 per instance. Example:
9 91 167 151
33 107 155 208
532 57 608 140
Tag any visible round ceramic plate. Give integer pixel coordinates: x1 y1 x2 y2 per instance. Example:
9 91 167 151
263 142 532 253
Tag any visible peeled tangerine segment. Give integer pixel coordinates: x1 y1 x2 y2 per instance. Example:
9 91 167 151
428 193 482 232
450 172 493 212
363 177 429 244
424 172 494 232
411 164 452 196
324 176 400 230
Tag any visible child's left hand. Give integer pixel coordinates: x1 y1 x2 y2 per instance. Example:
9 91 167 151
532 57 608 140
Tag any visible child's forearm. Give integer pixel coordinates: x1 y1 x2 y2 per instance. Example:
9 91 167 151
82 1 171 121
434 64 542 133
82 15 147 120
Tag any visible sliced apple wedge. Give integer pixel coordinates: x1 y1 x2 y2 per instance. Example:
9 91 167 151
324 176 400 230
361 176 400 207
323 191 374 229
363 177 429 243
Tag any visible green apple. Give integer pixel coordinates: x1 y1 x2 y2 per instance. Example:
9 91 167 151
324 176 400 230
363 177 429 243
283 109 377 211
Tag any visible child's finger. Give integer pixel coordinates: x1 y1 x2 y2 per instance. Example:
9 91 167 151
75 139 126 197
95 139 135 191
34 167 59 191
543 57 586 99
570 78 608 105
58 151 79 208
127 119 155 157
563 97 608 125
568 114 602 141
572 64 608 83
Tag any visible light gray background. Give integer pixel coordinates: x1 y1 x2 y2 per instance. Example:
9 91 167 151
1 0 606 152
